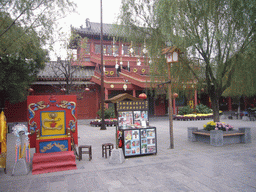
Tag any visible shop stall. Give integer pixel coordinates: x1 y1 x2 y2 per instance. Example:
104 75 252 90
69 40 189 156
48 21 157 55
115 96 157 157
105 93 157 157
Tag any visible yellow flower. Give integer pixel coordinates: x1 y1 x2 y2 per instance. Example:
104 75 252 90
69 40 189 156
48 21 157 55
203 125 206 128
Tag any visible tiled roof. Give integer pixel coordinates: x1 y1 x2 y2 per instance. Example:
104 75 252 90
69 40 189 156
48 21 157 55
37 61 94 80
73 22 119 37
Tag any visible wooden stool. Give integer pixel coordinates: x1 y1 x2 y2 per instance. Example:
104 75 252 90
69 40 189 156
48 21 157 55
78 145 92 161
102 143 114 158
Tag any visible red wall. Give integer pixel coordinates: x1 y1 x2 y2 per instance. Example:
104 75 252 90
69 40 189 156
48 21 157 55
76 90 99 119
154 98 166 116
4 100 27 122
4 85 99 123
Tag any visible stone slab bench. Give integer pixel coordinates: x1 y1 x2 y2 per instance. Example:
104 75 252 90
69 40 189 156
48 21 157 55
188 127 251 146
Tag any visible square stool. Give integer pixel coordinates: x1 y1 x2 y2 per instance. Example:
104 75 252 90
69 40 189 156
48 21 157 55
78 145 92 161
102 143 114 158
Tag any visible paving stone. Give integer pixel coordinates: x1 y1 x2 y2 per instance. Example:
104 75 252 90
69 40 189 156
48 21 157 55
85 177 106 191
2 117 256 192
65 174 85 192
49 181 68 192
28 177 50 192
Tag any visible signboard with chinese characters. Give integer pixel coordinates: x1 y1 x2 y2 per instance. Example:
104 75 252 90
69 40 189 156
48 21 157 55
117 101 148 129
117 101 148 111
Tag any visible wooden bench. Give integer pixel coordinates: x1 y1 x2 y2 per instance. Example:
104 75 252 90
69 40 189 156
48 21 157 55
188 127 251 146
193 131 245 137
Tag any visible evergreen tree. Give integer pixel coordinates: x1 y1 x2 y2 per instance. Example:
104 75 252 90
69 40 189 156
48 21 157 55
0 0 76 108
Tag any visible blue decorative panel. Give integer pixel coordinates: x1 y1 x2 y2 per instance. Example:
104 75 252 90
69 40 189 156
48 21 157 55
39 140 68 153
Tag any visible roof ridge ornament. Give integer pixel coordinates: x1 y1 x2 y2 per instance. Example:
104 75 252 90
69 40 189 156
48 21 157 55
86 18 91 29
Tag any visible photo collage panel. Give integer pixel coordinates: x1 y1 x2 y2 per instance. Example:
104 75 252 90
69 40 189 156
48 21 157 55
134 111 148 127
124 130 140 156
141 128 156 154
118 111 133 128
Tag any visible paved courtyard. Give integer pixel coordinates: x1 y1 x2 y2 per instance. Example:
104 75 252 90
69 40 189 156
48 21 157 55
0 116 256 192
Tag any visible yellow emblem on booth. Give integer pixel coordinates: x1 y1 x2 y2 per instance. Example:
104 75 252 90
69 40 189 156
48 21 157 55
41 112 65 136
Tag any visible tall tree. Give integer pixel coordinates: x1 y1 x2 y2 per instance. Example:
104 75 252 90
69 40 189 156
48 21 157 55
0 0 76 108
0 14 47 107
47 30 91 95
48 59 90 95
118 0 256 121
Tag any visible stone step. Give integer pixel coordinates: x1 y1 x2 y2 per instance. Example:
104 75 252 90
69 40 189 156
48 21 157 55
32 151 77 175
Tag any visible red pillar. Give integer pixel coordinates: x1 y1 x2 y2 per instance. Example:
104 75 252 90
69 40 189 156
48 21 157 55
173 98 176 114
133 89 136 97
194 90 198 107
95 88 101 118
105 88 108 108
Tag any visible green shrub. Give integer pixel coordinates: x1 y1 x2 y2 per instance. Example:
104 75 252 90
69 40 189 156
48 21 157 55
97 107 116 119
178 106 193 115
195 104 212 114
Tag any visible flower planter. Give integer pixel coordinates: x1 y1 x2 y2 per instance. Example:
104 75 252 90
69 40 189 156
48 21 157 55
90 119 117 127
174 114 213 121
188 127 251 146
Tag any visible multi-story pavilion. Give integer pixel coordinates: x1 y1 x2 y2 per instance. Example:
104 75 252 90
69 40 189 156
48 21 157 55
5 19 249 122
13 19 172 121
67 19 170 118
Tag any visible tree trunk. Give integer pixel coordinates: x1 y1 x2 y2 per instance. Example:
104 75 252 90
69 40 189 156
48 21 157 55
210 95 220 122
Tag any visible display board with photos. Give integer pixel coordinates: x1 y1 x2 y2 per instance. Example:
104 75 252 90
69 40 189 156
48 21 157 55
118 110 148 129
140 128 156 154
123 127 157 157
117 100 148 129
123 130 141 156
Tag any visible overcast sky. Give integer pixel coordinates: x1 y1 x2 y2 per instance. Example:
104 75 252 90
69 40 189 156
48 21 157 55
51 0 122 60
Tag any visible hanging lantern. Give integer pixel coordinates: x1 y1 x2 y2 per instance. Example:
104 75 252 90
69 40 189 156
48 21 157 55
139 93 147 100
172 93 178 99
85 87 90 91
123 84 127 91
28 88 34 92
61 88 66 92
162 46 181 63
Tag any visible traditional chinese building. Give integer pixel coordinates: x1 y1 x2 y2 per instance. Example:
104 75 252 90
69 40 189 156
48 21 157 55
66 19 170 118
4 19 252 122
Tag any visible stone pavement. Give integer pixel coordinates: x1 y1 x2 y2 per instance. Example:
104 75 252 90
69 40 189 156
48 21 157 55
0 116 256 192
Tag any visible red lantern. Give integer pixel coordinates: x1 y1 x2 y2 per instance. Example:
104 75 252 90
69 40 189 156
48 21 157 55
139 93 147 100
173 93 178 99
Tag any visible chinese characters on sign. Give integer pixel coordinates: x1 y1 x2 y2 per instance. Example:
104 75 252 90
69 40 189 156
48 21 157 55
117 101 148 111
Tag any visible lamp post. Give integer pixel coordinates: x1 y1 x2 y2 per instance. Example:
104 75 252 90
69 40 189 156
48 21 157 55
100 0 106 130
162 46 180 149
